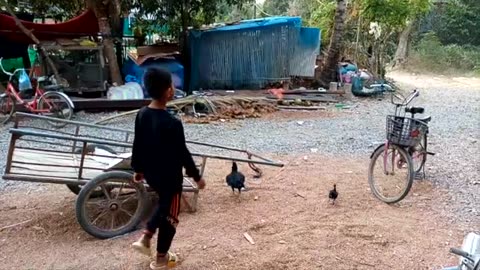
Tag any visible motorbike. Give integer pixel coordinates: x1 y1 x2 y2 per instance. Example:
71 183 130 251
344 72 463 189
443 233 480 270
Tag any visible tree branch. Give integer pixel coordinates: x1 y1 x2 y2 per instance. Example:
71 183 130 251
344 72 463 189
1 0 63 85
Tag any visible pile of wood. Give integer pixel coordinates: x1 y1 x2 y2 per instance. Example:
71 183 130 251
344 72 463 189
267 88 345 110
94 95 278 125
176 96 277 124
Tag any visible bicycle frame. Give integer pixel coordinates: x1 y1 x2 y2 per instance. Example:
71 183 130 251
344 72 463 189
1 58 55 114
381 89 421 174
4 78 53 114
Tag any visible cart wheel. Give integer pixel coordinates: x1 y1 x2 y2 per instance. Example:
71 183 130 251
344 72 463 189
67 144 118 196
76 171 147 239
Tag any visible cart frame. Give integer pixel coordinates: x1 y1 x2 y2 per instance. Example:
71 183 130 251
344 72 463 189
2 112 284 239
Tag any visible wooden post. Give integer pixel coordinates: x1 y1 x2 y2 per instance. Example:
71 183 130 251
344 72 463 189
1 0 62 85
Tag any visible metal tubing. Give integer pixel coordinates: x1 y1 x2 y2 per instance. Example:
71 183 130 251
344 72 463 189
3 174 90 185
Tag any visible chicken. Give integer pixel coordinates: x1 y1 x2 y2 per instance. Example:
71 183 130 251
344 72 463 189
226 162 245 194
329 184 338 205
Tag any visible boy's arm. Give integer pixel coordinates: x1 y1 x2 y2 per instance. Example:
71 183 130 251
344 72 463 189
174 120 201 182
131 113 145 173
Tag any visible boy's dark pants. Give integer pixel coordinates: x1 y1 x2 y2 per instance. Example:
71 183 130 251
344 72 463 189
146 189 181 254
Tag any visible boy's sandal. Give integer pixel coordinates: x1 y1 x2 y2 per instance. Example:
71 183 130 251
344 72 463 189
150 252 179 270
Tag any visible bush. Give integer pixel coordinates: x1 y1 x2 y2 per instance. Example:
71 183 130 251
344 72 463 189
408 33 480 75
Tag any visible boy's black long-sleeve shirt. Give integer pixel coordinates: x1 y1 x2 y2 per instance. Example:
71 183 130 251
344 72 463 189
131 107 201 193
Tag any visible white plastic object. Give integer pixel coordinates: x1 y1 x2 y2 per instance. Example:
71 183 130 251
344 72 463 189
460 233 480 269
107 82 144 100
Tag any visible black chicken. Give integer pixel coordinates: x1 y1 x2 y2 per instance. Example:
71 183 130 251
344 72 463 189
226 162 245 194
329 184 338 205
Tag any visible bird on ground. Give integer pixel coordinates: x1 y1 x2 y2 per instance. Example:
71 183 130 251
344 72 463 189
329 184 338 205
226 162 245 194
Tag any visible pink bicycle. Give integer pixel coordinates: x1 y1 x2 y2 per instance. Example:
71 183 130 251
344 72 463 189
368 87 434 203
0 58 74 127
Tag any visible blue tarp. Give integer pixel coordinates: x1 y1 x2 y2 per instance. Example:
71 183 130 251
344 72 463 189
123 58 184 98
189 17 320 91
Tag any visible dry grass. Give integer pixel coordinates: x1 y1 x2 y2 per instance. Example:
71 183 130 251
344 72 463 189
0 155 468 270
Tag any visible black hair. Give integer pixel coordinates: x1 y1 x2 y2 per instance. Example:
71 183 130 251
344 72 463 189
143 67 173 100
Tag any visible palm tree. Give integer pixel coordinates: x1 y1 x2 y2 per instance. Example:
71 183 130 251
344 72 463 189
318 0 347 86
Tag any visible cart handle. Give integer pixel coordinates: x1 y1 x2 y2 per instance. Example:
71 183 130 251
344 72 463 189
9 128 285 168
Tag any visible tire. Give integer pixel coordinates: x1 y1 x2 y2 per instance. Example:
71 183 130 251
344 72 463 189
67 144 118 195
368 144 414 204
0 94 15 125
76 171 147 239
37 91 73 127
410 134 427 174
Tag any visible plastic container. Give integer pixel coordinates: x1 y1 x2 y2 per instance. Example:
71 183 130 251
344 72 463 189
107 82 144 100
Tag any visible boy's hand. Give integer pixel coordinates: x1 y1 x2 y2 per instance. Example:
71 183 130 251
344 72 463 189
133 172 144 183
196 178 206 190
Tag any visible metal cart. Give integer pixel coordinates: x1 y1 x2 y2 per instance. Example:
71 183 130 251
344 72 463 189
2 113 284 239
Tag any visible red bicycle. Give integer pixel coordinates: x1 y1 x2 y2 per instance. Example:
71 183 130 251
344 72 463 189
0 58 74 127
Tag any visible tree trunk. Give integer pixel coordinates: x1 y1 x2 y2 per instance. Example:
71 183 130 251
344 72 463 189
181 0 192 93
87 0 123 86
109 0 124 76
393 20 414 69
318 0 347 86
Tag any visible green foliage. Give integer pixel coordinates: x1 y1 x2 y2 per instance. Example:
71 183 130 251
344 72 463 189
432 0 480 46
308 0 336 46
215 1 254 22
409 32 480 75
262 0 289 16
2 0 85 18
129 0 252 37
362 0 430 29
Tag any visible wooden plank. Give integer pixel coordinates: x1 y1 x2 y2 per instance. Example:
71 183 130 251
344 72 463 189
13 148 120 169
266 95 338 103
278 106 327 110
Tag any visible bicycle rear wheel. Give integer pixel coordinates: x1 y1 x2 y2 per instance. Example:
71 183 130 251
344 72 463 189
37 91 73 127
410 134 427 174
368 144 414 204
0 94 15 125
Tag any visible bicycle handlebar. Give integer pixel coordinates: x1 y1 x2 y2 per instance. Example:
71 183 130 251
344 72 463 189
370 83 394 91
0 57 29 82
450 248 472 259
391 89 419 106
0 58 13 77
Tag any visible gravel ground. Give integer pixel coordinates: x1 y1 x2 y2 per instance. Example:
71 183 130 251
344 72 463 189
0 71 478 225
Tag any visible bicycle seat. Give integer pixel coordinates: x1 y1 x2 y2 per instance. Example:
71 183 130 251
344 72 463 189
406 106 424 114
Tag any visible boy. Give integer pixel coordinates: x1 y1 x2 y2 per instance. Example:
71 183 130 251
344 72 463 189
131 67 206 269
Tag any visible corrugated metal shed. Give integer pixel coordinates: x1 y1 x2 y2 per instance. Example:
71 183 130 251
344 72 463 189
189 17 320 91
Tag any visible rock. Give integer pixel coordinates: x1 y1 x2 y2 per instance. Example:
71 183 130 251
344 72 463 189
254 196 259 201
32 226 43 231
279 240 287 244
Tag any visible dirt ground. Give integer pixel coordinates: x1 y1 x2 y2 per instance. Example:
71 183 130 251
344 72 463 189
0 71 477 270
0 156 468 270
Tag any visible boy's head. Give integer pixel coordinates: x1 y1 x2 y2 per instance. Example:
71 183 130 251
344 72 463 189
143 67 174 101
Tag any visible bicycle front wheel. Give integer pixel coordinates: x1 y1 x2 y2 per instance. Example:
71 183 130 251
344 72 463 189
0 94 15 125
38 91 73 127
368 144 414 204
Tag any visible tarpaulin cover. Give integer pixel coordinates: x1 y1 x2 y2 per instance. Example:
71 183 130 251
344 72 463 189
0 10 99 44
189 17 320 91
123 58 185 98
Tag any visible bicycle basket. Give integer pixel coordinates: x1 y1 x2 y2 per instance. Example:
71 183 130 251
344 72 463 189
386 116 428 147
